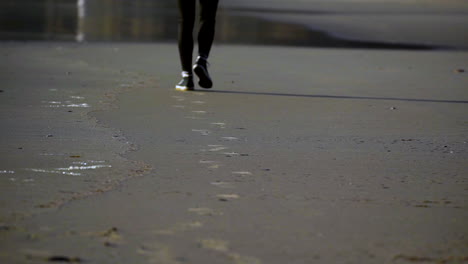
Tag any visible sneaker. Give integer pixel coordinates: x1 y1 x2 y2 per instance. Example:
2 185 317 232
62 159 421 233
175 72 194 91
193 57 213 89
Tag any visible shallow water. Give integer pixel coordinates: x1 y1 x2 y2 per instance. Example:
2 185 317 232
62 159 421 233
0 0 440 49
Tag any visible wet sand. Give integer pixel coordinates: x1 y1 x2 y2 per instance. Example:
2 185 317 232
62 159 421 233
221 0 468 49
1 1 468 263
0 43 153 220
0 41 467 263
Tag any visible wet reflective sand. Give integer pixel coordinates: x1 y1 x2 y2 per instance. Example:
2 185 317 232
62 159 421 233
2 0 467 49
1 37 467 264
0 0 312 44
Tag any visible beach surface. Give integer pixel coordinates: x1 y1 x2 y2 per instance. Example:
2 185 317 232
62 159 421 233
1 42 467 264
1 1 468 263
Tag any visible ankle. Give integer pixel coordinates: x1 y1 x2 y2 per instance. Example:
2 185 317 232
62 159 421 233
197 55 208 61
181 71 192 78
196 56 209 65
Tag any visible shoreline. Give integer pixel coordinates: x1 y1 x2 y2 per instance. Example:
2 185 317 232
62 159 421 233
219 0 468 50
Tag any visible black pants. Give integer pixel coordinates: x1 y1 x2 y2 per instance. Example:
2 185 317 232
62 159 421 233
178 0 219 73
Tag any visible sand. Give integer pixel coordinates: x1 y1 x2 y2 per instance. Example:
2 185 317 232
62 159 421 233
1 1 468 263
0 43 152 221
0 42 467 263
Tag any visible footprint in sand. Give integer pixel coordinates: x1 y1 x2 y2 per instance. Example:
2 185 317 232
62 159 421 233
199 160 222 169
222 137 239 141
211 122 226 129
138 243 181 264
21 249 83 263
199 160 217 164
216 194 240 201
192 110 207 114
208 145 229 152
208 164 222 169
229 253 262 264
223 152 240 157
185 116 205 120
199 239 262 264
171 96 185 102
154 221 203 235
192 129 211 136
232 171 252 176
188 207 221 216
199 239 229 252
210 181 236 189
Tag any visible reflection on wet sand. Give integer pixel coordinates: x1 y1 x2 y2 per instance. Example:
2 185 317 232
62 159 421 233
0 0 77 40
0 0 440 49
75 0 178 42
2 0 303 44
1 0 316 46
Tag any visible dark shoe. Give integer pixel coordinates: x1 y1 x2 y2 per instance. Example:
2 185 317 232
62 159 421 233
175 72 194 91
193 57 213 89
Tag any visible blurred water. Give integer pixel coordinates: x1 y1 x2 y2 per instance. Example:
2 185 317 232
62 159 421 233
0 0 443 49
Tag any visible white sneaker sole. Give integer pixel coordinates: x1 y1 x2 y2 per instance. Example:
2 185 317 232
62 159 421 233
175 85 194 91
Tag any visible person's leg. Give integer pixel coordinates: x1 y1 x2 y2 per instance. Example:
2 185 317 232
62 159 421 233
198 0 219 59
193 0 218 89
176 0 196 90
177 0 196 73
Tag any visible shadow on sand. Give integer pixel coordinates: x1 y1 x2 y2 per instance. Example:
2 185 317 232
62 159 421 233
203 90 468 104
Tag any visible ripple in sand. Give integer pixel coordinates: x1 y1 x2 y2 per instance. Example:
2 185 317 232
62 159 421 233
26 161 112 176
72 160 106 165
42 101 90 108
56 165 112 171
27 168 82 176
